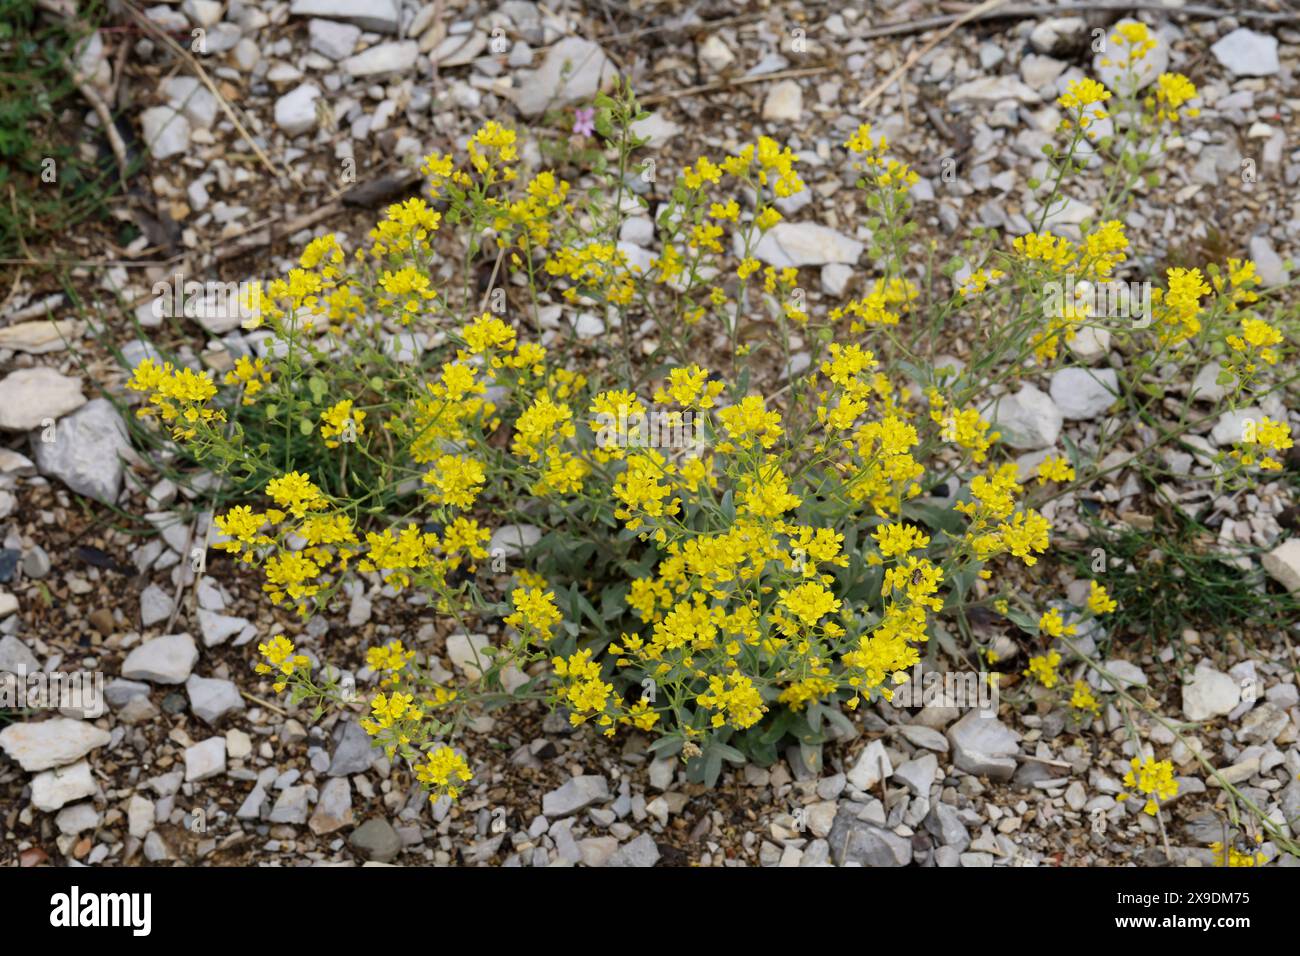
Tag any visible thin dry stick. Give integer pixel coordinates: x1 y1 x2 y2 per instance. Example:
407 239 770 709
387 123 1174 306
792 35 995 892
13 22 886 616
70 72 131 187
240 690 288 717
857 0 1011 110
639 66 832 107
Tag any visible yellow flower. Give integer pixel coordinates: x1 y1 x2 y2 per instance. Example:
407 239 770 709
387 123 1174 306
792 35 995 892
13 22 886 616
654 365 724 410
1148 72 1199 123
697 672 766 729
223 356 272 404
1209 841 1266 868
872 523 930 559
1024 650 1062 688
266 472 325 518
1036 455 1075 485
504 587 562 639
1121 757 1178 815
779 581 840 627
319 399 366 449
1086 581 1117 615
1070 679 1101 717
1037 609 1076 640
423 454 486 510
367 640 414 674
1057 78 1111 129
415 746 473 800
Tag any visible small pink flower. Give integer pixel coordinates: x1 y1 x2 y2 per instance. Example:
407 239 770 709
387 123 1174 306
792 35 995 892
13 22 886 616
572 107 595 137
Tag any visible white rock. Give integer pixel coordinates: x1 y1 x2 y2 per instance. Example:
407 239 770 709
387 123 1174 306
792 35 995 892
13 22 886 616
894 753 938 795
128 793 156 838
0 448 36 476
121 633 199 684
162 76 218 129
288 0 399 33
947 711 1020 780
1190 362 1227 403
140 584 174 627
309 777 354 834
1020 54 1066 88
308 18 360 60
512 37 615 118
342 41 418 78
186 674 245 725
1183 664 1240 721
570 312 604 339
847 739 892 791
445 632 491 680
948 76 1040 105
32 760 97 812
542 775 610 816
226 728 252 759
269 785 312 824
749 222 863 267
1066 324 1110 364
0 368 85 431
231 37 260 72
619 217 654 247
1248 235 1287 286
762 80 803 121
698 34 735 72
184 736 227 782
0 717 111 772
140 106 190 160
489 523 541 558
1262 539 1300 593
181 0 222 27
984 384 1062 449
0 634 39 674
32 398 130 505
56 801 101 835
432 30 486 67
1028 195 1095 227
274 83 321 135
1029 17 1087 55
1049 367 1119 420
1211 28 1279 77
821 263 853 297
1086 659 1148 690
0 319 81 354
1210 407 1263 447
629 112 679 149
197 608 251 647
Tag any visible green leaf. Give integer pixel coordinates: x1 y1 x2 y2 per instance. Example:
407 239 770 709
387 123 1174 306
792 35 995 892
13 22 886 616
1005 608 1039 634
902 500 964 535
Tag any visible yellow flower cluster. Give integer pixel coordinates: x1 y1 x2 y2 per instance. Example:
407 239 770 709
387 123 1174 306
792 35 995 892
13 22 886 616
128 358 225 440
1120 756 1179 816
255 635 311 693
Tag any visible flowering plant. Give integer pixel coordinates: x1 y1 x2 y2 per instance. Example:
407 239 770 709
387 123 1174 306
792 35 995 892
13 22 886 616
124 32 1295 802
